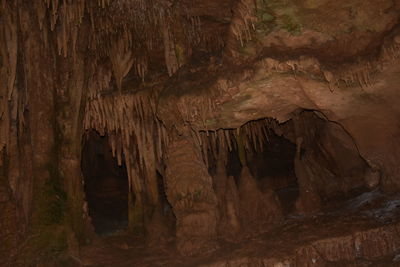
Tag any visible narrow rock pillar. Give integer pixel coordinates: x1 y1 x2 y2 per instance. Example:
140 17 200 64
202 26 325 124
165 131 218 255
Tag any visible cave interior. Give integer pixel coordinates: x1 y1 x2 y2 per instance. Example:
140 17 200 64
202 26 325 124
1 0 400 266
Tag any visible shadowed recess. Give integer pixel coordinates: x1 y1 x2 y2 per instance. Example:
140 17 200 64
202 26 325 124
81 130 129 235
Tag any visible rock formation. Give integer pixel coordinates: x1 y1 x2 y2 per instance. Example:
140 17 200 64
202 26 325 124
1 0 400 265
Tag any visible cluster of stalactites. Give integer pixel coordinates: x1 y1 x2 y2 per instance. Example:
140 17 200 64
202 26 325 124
195 118 280 168
86 62 113 100
34 0 206 85
330 36 400 90
176 94 219 130
34 0 149 83
225 0 257 57
83 92 168 195
257 32 400 92
36 0 88 57
233 0 257 45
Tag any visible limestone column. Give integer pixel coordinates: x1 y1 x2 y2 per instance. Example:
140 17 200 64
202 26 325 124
164 130 218 256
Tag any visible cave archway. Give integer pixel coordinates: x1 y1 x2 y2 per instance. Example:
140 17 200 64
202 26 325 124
81 130 129 235
223 111 371 216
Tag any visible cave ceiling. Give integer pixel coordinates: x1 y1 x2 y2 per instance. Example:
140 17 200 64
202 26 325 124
2 0 399 116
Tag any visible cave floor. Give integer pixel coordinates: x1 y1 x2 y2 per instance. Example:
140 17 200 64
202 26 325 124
79 189 400 266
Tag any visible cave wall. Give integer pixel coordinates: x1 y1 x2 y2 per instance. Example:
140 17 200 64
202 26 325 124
0 1 91 263
0 151 18 265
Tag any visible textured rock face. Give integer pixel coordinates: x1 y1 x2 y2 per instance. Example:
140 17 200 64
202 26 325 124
165 132 219 255
239 166 283 235
0 186 18 265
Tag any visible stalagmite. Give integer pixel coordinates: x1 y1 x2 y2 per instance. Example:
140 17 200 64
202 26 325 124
109 39 135 90
162 21 180 76
165 131 218 255
239 166 283 235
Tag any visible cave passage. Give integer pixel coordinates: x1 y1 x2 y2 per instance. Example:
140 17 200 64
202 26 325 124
81 131 129 235
250 132 298 214
226 129 299 214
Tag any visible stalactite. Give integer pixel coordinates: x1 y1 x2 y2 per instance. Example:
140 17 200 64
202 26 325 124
259 39 400 90
84 90 168 201
19 0 208 91
36 1 47 30
162 21 180 77
225 0 257 56
194 119 278 166
109 38 135 90
323 70 335 92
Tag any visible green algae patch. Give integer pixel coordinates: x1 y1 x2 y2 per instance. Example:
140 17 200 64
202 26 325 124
279 14 302 35
254 0 303 36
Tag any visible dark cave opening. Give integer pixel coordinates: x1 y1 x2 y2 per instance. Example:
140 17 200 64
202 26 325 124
226 129 299 215
248 132 299 214
156 170 173 217
81 130 129 235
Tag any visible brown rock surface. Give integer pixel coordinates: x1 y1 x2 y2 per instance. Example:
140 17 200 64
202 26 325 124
239 166 283 235
165 131 219 255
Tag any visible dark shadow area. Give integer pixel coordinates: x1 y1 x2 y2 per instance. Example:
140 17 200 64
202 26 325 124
248 132 298 215
156 170 177 232
293 111 370 203
226 147 242 186
225 129 299 215
81 130 129 235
